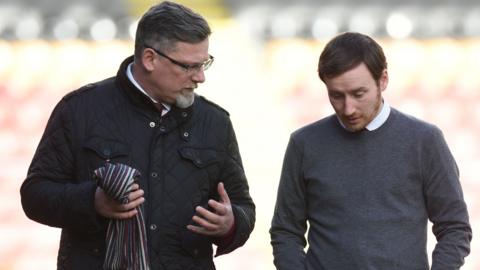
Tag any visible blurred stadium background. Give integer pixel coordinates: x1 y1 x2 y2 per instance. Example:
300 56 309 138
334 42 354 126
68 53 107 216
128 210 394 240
0 0 479 269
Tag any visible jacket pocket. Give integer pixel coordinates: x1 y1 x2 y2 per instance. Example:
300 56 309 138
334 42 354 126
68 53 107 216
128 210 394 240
83 137 129 161
177 147 222 214
82 137 130 175
178 147 220 168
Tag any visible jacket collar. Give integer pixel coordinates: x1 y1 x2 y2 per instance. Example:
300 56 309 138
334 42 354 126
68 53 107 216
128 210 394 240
115 56 194 132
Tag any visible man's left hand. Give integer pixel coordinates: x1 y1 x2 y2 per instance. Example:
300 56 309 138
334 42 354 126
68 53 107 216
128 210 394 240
187 182 234 237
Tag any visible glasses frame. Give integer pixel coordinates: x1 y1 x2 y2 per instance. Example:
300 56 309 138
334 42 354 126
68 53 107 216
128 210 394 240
146 46 214 73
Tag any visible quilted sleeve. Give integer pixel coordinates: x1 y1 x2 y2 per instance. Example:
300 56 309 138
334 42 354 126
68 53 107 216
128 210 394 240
20 98 105 233
214 118 255 256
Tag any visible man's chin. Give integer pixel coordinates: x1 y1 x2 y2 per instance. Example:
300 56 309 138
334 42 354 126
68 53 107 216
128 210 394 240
343 122 366 132
176 93 194 108
348 124 368 132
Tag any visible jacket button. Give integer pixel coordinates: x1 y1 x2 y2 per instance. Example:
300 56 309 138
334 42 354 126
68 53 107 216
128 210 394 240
151 172 158 178
149 122 156 128
149 224 157 230
181 112 188 117
102 149 111 156
159 126 166 132
183 131 189 137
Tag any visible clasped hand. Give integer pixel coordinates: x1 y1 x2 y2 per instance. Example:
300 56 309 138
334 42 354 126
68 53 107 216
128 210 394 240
94 183 145 219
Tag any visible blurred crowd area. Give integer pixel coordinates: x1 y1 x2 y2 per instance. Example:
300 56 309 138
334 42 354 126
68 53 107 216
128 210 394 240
1 0 480 269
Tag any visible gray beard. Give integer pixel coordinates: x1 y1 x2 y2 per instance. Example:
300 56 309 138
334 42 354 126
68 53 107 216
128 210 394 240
176 91 194 108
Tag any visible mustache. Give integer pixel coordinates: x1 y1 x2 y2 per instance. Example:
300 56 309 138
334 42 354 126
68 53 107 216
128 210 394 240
182 85 197 91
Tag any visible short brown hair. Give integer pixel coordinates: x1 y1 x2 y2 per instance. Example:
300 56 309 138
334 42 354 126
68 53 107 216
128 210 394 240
318 32 387 83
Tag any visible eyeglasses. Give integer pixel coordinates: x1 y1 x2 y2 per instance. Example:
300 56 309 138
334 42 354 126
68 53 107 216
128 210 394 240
146 46 214 74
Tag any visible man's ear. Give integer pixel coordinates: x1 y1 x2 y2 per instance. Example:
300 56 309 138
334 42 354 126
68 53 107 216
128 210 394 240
141 48 156 72
379 69 388 92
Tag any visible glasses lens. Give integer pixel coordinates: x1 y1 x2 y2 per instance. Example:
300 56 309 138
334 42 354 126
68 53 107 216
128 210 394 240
203 56 214 71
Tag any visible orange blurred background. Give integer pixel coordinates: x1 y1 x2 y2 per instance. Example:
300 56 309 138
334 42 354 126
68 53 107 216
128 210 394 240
0 0 479 269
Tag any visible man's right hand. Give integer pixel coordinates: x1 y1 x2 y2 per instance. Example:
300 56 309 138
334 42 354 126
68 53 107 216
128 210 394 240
94 183 145 219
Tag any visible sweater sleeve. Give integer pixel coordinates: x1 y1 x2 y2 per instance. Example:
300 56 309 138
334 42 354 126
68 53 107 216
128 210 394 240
422 127 472 270
270 135 307 270
20 98 104 234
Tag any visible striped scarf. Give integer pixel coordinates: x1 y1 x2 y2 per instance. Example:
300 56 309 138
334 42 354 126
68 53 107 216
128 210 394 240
94 163 150 270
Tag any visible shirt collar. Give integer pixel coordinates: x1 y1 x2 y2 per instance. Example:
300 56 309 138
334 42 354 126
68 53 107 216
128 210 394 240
337 100 391 131
126 63 171 113
366 100 390 131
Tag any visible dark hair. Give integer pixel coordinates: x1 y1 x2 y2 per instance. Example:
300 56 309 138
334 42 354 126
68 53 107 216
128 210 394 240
318 32 387 83
134 1 211 60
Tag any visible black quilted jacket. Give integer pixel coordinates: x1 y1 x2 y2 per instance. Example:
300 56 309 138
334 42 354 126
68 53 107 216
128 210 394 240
20 56 256 270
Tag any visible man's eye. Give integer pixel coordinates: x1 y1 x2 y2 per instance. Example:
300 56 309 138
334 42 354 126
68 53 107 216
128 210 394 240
330 93 342 99
190 64 203 70
353 92 365 98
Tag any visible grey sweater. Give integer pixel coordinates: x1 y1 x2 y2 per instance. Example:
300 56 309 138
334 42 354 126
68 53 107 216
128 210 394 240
270 108 471 270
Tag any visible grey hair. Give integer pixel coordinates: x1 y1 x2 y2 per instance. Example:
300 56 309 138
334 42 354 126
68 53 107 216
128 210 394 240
134 1 211 60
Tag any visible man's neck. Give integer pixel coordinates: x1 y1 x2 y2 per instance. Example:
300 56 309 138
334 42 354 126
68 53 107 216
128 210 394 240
128 62 159 104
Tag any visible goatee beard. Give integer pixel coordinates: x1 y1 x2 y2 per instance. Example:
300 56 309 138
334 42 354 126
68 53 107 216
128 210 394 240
176 90 194 108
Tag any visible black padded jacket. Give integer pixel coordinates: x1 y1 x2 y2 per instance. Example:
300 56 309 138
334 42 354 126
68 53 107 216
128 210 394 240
20 56 255 270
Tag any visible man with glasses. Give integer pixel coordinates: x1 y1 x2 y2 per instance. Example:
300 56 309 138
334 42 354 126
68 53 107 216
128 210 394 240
21 2 255 269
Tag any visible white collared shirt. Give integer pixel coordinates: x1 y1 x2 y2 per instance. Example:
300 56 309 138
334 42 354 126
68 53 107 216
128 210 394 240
126 63 171 115
365 100 391 131
338 100 391 131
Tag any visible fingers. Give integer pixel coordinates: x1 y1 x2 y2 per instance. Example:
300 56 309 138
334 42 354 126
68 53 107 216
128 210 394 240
188 205 227 236
191 212 219 231
187 224 217 236
127 188 145 203
208 199 227 215
188 205 234 236
94 186 145 219
117 187 145 210
186 183 234 236
121 195 145 211
194 205 221 223
217 182 231 205
188 203 234 236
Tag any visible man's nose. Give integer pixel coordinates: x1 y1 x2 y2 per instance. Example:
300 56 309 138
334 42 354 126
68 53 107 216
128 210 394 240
344 97 356 116
191 69 205 83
